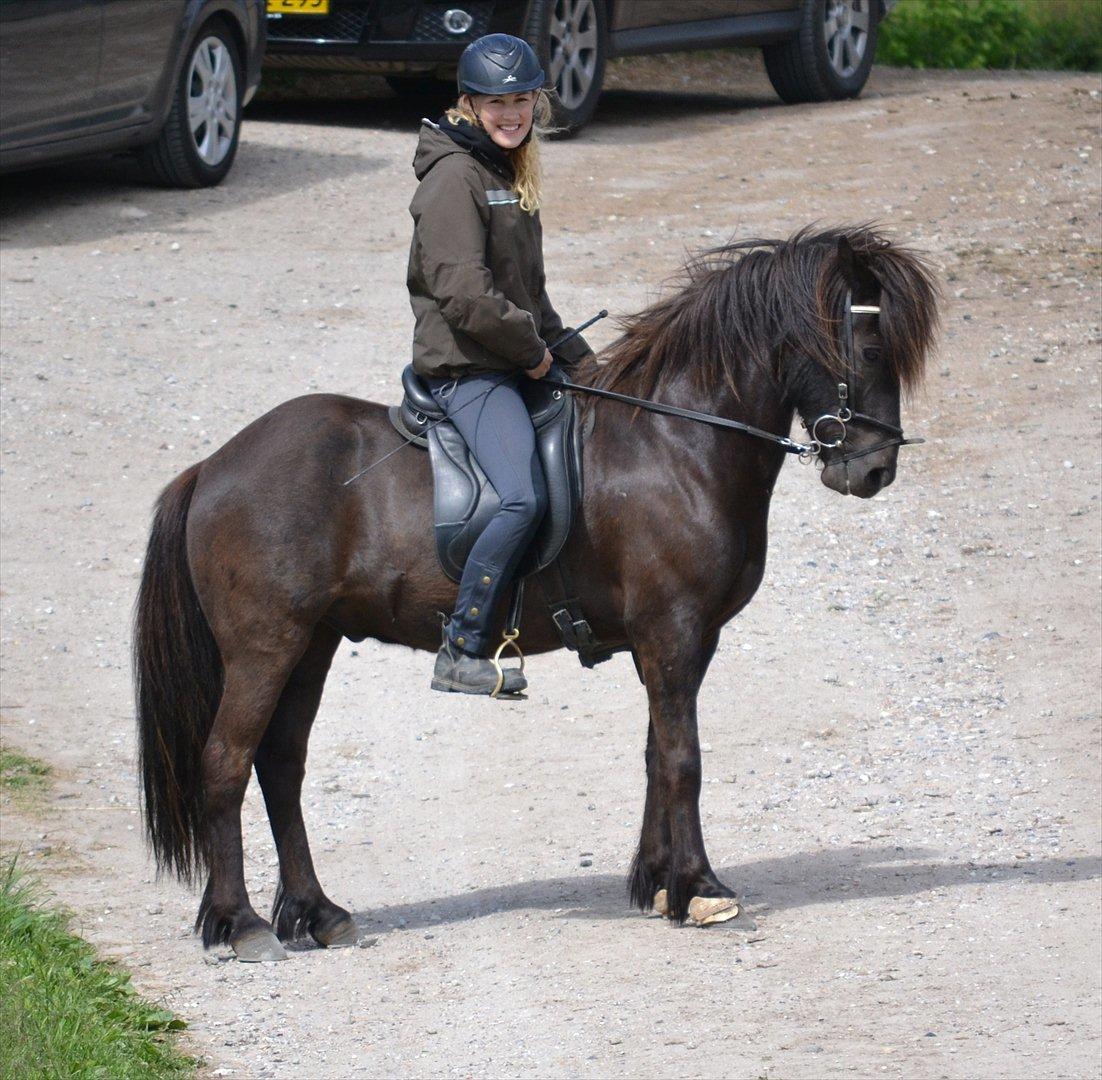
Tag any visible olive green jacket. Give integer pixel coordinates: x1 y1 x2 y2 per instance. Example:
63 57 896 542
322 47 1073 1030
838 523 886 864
407 121 592 379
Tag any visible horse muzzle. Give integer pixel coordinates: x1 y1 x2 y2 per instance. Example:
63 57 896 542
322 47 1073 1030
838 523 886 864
820 441 899 498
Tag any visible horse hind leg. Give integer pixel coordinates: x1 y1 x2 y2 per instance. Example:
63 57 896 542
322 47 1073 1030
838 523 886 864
254 624 357 949
197 637 309 962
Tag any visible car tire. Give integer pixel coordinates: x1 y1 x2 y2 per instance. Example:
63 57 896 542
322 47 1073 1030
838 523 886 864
525 0 607 137
139 20 243 188
763 0 879 105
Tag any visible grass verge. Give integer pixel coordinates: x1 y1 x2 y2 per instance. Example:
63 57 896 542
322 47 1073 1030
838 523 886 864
0 745 51 803
0 863 195 1079
1 745 195 1079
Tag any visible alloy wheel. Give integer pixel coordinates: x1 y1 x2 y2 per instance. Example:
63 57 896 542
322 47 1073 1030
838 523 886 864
547 0 599 110
187 37 238 167
823 0 870 80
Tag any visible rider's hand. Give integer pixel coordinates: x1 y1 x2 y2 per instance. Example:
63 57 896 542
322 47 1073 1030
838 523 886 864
526 348 554 380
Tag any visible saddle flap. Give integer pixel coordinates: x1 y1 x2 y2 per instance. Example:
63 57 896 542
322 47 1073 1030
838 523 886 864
520 377 568 428
394 364 583 584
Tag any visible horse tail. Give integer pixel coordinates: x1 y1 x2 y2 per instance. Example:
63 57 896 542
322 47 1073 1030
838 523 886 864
134 463 222 885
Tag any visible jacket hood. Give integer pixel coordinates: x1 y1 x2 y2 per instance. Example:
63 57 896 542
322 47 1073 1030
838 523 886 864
413 118 516 182
412 120 468 180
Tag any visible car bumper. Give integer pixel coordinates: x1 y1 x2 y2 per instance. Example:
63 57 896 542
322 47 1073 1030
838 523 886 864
263 0 525 71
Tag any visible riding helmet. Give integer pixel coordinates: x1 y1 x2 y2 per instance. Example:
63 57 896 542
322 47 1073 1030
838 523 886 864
457 34 546 96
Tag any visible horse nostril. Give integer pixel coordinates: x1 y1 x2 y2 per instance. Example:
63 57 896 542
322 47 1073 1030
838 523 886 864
866 466 892 494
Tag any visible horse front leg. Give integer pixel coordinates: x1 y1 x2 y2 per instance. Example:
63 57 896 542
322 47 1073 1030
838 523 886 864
631 630 742 926
628 718 668 910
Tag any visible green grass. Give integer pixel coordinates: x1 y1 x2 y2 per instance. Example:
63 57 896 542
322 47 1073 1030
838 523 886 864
0 865 195 1078
879 0 1102 71
0 746 51 798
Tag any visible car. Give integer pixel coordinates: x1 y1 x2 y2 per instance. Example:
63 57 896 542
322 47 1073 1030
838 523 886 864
263 0 895 134
0 0 266 186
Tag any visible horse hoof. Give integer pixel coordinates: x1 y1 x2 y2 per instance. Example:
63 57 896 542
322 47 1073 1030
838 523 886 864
233 929 288 963
688 896 756 930
315 916 358 949
650 890 756 929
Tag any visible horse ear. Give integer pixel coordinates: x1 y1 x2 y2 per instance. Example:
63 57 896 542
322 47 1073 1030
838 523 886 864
836 234 876 293
836 235 859 288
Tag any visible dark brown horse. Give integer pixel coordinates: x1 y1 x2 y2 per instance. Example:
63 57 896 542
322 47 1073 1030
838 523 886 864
135 225 939 961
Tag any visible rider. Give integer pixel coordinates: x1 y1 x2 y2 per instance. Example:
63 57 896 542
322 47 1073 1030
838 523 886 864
407 33 593 696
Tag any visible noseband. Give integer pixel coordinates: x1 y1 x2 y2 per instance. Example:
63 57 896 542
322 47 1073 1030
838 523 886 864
801 290 924 465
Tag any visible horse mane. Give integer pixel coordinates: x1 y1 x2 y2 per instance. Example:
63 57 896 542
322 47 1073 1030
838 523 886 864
575 224 941 401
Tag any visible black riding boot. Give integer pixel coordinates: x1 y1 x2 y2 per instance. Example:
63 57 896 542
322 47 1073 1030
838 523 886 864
431 633 527 697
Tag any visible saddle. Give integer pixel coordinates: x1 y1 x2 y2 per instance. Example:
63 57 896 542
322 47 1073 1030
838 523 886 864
389 365 584 583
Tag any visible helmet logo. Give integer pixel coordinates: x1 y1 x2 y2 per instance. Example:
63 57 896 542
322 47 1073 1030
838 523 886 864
503 74 517 83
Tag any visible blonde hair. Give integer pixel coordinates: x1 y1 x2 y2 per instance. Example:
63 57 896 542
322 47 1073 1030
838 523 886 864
445 90 555 214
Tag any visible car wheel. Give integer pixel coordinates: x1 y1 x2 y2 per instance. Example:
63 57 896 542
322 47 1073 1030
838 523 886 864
139 22 243 188
763 0 879 105
525 0 607 137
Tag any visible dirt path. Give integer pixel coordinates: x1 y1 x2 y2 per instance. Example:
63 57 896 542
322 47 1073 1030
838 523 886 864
1 57 1100 1079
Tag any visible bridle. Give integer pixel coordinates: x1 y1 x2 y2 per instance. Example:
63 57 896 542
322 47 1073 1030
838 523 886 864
554 292 924 463
798 289 924 464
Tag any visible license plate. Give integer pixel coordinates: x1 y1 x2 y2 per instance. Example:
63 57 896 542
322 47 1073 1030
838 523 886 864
267 0 330 15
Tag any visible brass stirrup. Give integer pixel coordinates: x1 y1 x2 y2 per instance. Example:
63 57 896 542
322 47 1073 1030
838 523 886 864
490 628 525 698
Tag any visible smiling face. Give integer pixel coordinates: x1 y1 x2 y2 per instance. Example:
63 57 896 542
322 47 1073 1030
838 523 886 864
464 91 535 150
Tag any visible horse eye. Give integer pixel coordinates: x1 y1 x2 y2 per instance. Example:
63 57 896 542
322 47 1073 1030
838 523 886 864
862 346 882 363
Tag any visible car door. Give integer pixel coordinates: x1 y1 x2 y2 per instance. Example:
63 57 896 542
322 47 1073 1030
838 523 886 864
739 1 794 13
614 2 741 32
0 0 103 148
97 0 184 125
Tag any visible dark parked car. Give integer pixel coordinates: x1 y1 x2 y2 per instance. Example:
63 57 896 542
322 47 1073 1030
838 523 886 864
263 0 894 133
0 0 266 186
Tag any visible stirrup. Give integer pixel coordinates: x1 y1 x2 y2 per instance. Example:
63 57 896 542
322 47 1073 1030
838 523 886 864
490 629 525 698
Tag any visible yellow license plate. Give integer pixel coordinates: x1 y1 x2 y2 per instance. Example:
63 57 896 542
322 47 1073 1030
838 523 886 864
267 0 330 15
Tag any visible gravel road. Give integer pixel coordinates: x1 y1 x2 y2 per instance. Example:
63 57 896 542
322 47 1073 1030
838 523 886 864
1 55 1100 1079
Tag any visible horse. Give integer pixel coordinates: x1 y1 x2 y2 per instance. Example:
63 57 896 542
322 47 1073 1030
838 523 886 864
135 225 940 961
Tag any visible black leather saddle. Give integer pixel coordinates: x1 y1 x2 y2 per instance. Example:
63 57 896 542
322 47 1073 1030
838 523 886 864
389 365 583 583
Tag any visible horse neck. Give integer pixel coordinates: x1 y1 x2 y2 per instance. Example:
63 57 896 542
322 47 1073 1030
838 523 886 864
646 351 795 457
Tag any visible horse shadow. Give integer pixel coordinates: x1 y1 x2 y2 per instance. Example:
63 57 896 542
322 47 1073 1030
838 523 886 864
347 846 1101 937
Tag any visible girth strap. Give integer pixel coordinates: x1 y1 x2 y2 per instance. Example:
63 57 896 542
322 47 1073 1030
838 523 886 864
537 558 617 669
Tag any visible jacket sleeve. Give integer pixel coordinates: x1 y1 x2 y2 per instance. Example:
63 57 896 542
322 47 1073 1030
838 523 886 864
411 158 547 369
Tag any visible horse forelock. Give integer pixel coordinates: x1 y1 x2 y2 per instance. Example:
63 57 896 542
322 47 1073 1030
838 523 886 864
577 225 940 401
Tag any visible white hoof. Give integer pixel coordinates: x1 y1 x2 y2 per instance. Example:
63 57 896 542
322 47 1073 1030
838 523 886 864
687 895 741 926
651 889 746 927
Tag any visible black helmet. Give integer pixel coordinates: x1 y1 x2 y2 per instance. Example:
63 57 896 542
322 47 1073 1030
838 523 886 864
457 33 545 96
